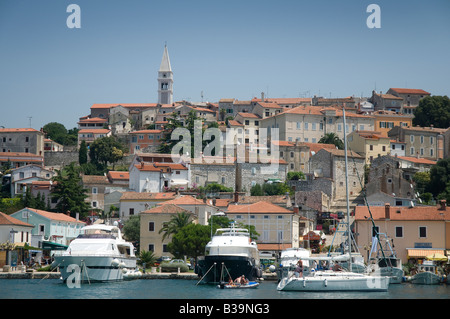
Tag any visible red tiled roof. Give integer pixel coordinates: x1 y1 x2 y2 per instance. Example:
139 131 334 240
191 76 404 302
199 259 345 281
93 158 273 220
130 130 163 134
107 171 129 180
141 204 190 214
90 103 158 109
257 102 282 109
0 212 33 227
157 195 206 206
355 204 449 221
78 129 110 134
397 156 437 165
135 162 188 172
120 192 177 200
25 208 85 224
0 128 41 133
226 201 292 214
389 88 430 95
77 117 108 123
236 112 261 119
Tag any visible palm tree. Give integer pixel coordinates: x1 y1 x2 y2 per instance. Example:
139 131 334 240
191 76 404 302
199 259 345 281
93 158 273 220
319 132 344 149
159 212 193 241
138 250 157 268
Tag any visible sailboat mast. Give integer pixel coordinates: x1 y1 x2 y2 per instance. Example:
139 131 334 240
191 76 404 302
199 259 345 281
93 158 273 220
342 108 352 272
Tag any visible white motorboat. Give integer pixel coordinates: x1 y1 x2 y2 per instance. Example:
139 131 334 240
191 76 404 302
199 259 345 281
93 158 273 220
276 248 311 280
196 223 261 284
53 224 139 283
409 260 442 285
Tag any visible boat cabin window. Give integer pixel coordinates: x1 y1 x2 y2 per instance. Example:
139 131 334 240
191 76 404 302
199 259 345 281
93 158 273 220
81 227 118 239
117 245 131 257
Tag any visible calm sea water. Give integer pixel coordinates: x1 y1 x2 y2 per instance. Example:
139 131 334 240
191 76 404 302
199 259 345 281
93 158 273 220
0 279 448 300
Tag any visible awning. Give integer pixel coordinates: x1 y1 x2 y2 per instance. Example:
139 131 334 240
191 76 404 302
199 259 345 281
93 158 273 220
425 253 448 261
42 241 68 251
406 248 445 259
170 179 189 185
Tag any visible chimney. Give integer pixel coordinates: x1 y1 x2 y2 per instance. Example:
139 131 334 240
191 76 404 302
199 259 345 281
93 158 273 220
438 200 446 211
293 205 299 214
384 203 390 220
140 162 145 169
234 191 239 203
261 92 265 102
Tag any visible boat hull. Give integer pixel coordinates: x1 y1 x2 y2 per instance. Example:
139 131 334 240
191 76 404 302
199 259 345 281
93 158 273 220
410 272 442 285
277 272 390 292
54 255 137 283
196 255 260 284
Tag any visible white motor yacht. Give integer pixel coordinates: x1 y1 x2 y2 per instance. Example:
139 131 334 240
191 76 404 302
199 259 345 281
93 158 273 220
195 223 261 284
53 224 139 282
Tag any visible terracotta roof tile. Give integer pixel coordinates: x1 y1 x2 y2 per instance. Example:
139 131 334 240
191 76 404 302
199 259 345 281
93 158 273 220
354 204 449 221
120 192 177 200
157 195 206 206
389 88 430 95
141 204 190 214
0 212 33 227
24 208 85 224
226 201 292 214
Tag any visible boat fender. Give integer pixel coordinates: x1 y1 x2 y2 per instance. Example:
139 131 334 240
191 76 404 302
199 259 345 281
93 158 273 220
119 262 126 268
303 278 306 288
111 259 120 267
324 279 327 287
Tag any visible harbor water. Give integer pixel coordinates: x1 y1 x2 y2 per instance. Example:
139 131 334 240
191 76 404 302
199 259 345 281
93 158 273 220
0 279 448 299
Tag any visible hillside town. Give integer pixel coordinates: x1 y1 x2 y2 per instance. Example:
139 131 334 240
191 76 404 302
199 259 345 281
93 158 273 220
1 45 450 275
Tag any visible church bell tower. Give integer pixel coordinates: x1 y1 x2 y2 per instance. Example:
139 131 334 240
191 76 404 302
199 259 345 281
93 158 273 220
158 44 173 105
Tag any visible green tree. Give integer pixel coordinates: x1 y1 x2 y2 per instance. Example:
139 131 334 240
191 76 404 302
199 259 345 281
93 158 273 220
319 133 344 149
250 183 263 196
43 122 67 145
51 162 90 219
138 250 157 267
79 140 88 165
413 95 450 129
428 158 450 202
122 215 141 244
287 171 305 181
159 211 193 242
168 223 211 260
413 171 431 195
89 136 126 169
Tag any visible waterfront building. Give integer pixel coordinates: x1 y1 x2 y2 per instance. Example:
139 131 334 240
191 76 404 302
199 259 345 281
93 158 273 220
140 203 194 258
225 201 306 255
10 207 85 249
354 201 449 264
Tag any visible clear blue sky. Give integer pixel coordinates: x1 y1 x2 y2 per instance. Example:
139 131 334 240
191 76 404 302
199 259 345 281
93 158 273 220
1 0 449 130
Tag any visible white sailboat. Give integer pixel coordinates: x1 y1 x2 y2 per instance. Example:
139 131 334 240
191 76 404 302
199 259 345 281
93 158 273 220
276 247 311 280
277 109 390 292
366 233 404 284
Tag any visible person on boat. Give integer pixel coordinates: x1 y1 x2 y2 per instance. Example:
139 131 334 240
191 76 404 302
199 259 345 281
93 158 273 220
241 275 249 284
234 276 243 284
294 260 303 278
332 262 343 272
